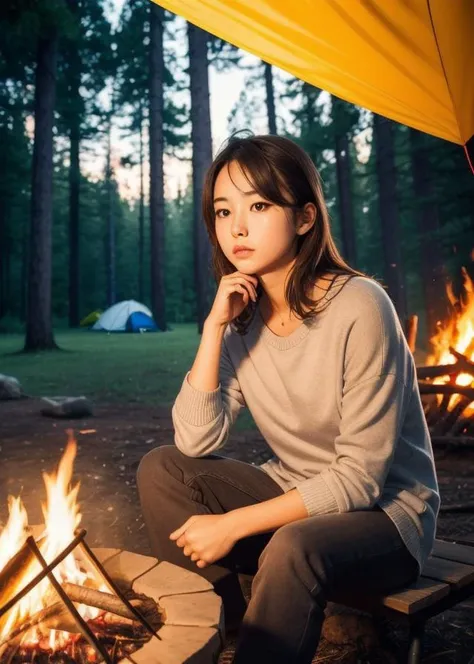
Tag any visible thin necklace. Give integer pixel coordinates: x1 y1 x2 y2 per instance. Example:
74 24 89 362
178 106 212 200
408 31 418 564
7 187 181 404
275 307 290 327
262 299 291 327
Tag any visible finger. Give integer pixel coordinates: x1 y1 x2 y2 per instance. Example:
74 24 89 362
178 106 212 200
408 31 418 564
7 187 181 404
183 545 193 557
196 559 208 569
234 285 250 303
227 284 249 304
170 520 190 540
231 277 258 301
229 275 257 290
241 274 259 289
230 272 259 288
229 283 252 304
175 534 187 548
190 552 200 562
223 275 257 302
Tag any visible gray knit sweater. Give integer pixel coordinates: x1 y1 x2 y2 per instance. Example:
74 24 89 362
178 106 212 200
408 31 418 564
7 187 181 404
172 277 440 572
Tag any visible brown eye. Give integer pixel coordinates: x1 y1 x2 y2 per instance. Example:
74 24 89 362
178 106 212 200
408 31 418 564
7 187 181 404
252 202 269 212
215 209 230 218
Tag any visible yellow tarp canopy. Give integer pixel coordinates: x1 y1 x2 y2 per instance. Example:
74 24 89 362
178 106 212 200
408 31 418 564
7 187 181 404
152 0 474 150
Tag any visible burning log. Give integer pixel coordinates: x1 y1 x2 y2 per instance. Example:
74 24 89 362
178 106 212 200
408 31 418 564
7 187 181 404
419 382 474 402
405 314 418 353
417 347 474 380
61 582 148 622
0 435 162 664
0 602 70 650
0 537 47 639
0 583 156 651
0 543 39 600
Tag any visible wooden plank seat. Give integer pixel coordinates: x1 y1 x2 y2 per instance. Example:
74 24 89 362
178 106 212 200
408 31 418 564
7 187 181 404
333 539 474 664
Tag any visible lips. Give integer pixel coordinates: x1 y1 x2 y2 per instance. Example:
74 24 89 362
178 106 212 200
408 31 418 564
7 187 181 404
233 246 254 256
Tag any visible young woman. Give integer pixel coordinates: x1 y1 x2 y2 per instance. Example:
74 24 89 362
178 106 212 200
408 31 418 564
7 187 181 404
137 134 439 663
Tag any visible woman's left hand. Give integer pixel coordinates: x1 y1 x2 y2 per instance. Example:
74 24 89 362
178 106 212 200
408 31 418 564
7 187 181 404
169 514 238 569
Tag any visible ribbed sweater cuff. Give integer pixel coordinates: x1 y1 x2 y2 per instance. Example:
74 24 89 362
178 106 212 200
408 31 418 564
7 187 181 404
296 474 340 517
174 372 223 426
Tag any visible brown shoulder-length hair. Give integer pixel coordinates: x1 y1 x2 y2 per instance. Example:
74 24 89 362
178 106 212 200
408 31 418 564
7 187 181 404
202 132 366 334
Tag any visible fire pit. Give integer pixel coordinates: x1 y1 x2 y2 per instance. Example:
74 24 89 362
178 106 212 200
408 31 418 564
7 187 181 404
418 349 474 444
0 436 223 663
413 266 474 446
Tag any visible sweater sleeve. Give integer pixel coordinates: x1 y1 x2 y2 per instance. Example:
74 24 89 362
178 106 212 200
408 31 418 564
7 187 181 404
171 333 245 457
296 282 414 517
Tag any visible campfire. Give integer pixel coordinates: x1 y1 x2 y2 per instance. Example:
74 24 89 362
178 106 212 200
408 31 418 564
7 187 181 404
417 266 474 443
0 432 161 663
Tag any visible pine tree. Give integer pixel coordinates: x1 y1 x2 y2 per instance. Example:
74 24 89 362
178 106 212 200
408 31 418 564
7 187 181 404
188 22 213 333
24 4 66 350
373 114 407 323
57 0 112 325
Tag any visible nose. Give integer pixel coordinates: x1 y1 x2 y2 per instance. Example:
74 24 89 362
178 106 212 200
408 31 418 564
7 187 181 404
230 208 248 238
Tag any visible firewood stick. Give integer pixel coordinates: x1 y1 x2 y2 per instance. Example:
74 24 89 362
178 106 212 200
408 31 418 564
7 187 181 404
418 382 474 401
417 348 474 380
0 539 43 599
405 315 418 354
61 582 145 621
449 347 474 374
0 584 152 651
0 602 65 649
417 365 457 379
0 596 143 651
0 540 44 637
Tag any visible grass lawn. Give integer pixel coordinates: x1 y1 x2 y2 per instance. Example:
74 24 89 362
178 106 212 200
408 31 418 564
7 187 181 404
0 324 201 404
0 324 256 428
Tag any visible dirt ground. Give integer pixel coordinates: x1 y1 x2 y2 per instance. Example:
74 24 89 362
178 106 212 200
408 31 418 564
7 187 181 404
1 399 474 663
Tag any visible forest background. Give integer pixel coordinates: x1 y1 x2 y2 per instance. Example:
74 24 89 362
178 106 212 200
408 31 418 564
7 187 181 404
1 0 473 353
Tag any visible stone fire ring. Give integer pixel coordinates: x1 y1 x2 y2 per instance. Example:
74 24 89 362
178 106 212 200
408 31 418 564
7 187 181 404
24 541 222 664
92 548 224 663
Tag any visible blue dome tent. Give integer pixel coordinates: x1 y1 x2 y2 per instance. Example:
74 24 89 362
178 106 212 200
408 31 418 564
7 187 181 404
92 300 160 333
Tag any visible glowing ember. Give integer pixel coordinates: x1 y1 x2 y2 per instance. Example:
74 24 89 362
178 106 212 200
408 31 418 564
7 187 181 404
426 266 474 414
0 432 106 654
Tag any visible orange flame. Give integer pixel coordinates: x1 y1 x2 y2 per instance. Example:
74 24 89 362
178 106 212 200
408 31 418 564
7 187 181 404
0 433 105 653
426 267 474 414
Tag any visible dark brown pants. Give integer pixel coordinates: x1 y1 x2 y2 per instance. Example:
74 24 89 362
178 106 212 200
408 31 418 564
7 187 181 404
137 445 419 664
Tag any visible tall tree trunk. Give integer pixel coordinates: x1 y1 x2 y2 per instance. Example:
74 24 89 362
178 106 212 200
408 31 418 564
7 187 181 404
409 129 447 338
25 32 58 351
188 22 213 333
149 3 166 330
332 96 357 266
373 114 407 323
21 226 28 322
334 133 357 266
105 114 116 308
301 83 320 164
66 0 80 327
264 61 277 134
138 102 145 303
5 234 11 314
68 113 80 326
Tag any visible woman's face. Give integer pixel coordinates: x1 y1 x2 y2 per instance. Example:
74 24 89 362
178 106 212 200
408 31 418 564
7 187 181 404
213 161 302 277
